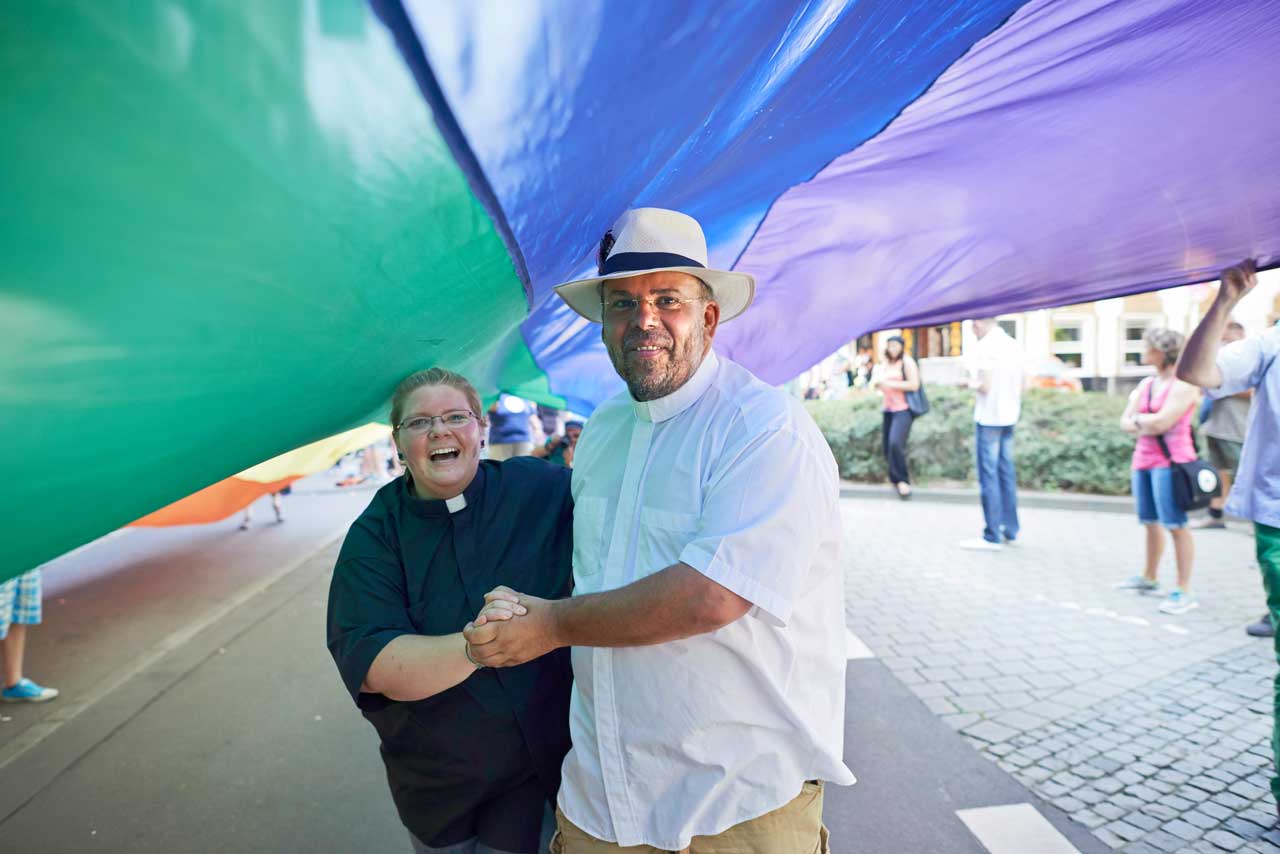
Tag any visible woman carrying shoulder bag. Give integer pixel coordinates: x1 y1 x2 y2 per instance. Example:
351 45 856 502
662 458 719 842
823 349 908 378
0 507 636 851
1117 328 1201 615
875 335 921 500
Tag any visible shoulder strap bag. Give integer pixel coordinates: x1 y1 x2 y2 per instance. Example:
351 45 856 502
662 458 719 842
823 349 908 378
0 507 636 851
1146 380 1218 512
904 359 930 417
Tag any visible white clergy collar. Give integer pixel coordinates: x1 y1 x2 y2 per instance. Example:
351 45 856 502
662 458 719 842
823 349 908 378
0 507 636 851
630 349 720 423
445 494 468 513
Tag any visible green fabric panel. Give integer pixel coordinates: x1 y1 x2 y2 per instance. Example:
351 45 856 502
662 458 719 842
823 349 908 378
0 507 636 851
0 2 533 577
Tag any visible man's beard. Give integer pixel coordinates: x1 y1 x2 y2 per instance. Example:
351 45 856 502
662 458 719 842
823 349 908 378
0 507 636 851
608 325 704 402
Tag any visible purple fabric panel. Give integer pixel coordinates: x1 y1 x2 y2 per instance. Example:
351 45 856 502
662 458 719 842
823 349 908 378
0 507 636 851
723 0 1280 383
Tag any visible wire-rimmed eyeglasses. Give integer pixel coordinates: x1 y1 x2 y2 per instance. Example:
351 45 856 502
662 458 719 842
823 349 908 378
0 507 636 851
396 411 477 436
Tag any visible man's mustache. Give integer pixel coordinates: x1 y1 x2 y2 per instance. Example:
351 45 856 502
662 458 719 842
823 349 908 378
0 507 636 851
622 334 673 351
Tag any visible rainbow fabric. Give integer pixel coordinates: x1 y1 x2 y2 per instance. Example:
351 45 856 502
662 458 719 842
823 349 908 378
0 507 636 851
129 423 389 527
2 1 1277 576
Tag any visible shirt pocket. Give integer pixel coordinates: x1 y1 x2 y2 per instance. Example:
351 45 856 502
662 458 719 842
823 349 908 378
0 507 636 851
573 496 609 588
638 506 700 578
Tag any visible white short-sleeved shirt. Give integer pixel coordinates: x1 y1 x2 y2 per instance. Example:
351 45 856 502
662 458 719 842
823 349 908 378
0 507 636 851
972 327 1023 426
560 350 855 850
1210 327 1280 527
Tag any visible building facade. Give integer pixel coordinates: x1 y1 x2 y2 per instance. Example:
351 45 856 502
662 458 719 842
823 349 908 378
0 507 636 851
861 271 1280 394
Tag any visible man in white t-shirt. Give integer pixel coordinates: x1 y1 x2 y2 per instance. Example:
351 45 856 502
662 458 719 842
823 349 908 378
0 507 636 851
962 318 1024 550
464 208 852 853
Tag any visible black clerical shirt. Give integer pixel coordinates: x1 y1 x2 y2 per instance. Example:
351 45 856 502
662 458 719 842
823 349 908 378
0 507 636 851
327 458 573 842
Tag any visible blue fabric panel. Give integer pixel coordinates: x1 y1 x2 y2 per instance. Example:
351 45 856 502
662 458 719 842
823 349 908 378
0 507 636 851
402 1 1024 410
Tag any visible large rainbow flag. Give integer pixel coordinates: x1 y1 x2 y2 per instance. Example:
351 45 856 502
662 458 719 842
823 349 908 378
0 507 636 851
2 0 1277 577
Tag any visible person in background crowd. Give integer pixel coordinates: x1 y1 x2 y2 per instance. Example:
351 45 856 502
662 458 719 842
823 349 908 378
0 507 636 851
855 346 875 388
536 403 563 441
1196 320 1251 532
1117 328 1200 614
834 345 855 390
487 394 535 460
0 569 59 703
1177 259 1280 812
532 420 583 468
239 488 287 530
361 441 389 483
874 335 920 500
960 318 1023 550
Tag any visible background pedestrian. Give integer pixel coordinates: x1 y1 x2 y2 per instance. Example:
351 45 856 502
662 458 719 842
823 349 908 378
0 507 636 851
874 335 919 499
487 394 536 460
960 318 1023 550
1196 320 1251 532
1117 327 1200 614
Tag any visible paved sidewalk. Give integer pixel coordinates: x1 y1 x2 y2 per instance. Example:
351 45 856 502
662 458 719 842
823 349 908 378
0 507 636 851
843 496 1277 852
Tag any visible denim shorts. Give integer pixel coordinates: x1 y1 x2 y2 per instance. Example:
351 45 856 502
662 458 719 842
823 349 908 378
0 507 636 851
1132 466 1187 529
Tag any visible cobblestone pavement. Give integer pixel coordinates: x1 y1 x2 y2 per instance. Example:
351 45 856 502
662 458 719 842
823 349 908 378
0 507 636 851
842 496 1279 853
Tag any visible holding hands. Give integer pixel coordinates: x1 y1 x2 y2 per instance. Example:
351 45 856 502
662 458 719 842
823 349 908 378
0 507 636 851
463 586 561 668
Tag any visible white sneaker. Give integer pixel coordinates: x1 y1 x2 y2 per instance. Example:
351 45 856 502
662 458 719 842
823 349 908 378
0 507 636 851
1158 589 1200 615
960 538 1004 551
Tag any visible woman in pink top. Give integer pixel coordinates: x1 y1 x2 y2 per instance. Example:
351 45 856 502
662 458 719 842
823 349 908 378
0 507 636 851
1118 328 1201 614
875 335 921 500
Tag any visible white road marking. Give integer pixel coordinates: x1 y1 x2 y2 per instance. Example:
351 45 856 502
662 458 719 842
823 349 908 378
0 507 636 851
956 803 1081 854
846 628 875 660
1027 593 1188 634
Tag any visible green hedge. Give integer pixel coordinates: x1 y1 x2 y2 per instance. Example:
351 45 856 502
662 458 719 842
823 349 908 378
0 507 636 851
805 387 1135 495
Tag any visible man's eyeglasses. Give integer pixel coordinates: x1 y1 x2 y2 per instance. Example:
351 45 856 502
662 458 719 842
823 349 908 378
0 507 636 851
397 411 477 435
601 295 706 320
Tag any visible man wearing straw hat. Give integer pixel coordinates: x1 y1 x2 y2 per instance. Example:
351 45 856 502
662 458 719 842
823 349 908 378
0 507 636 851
465 208 852 853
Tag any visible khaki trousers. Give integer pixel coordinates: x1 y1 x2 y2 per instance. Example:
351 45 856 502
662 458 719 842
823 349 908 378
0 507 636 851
551 781 830 854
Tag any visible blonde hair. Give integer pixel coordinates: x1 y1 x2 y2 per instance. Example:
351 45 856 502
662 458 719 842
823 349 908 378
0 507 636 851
390 368 486 430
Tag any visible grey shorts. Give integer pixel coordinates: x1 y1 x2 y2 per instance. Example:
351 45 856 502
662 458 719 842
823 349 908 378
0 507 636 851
1206 436 1243 476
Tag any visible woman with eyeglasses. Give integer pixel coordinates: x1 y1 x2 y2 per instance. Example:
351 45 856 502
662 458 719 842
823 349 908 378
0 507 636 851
327 367 573 854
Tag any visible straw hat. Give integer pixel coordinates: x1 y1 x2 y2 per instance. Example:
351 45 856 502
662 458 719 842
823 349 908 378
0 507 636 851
553 208 755 323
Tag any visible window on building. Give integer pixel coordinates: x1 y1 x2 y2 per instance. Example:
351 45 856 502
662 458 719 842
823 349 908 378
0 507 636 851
1051 318 1085 369
924 324 951 358
1122 317 1154 367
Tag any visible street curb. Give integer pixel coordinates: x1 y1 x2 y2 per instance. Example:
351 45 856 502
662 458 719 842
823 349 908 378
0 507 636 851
840 482 1136 515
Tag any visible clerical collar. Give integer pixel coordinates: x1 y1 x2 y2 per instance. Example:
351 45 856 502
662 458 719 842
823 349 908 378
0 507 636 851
403 464 485 517
630 349 720 423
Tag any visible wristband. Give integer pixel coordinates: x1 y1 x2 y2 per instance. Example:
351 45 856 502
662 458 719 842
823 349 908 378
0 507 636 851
464 642 486 669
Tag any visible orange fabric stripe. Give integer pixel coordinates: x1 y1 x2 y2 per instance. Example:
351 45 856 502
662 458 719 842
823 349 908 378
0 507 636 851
129 475 301 527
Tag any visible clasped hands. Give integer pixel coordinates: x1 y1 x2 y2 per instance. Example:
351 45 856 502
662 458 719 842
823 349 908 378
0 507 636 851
462 586 560 668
